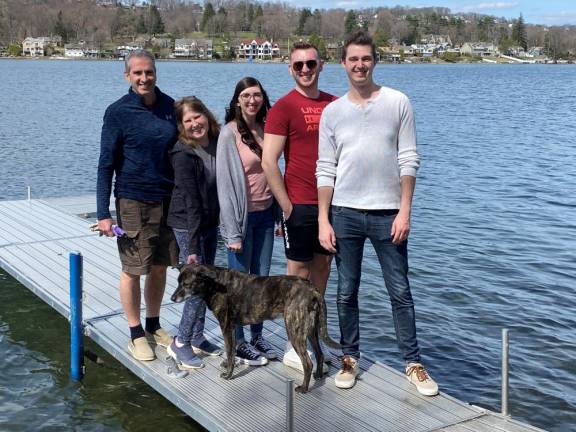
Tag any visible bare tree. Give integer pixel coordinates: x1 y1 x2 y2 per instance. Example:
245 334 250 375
260 3 293 41
320 9 346 39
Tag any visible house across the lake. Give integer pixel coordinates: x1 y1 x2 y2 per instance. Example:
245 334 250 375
173 39 213 59
22 36 61 57
236 39 280 60
64 42 100 58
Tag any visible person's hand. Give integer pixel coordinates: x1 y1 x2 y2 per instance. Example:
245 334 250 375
186 254 198 264
282 202 294 221
97 218 114 237
318 220 337 253
228 242 242 253
275 224 284 237
391 212 410 245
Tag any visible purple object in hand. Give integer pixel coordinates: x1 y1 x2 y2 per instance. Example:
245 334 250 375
112 225 126 237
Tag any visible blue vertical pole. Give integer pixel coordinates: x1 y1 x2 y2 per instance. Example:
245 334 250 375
70 251 84 380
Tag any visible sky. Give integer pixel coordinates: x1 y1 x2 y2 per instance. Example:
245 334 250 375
282 1 576 26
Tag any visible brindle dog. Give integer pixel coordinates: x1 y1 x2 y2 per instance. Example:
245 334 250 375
171 264 340 393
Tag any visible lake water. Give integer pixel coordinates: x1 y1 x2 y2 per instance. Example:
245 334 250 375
0 59 575 431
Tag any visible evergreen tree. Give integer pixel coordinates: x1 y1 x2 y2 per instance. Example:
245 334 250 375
498 26 512 52
8 44 21 56
477 16 495 42
136 14 147 34
373 28 390 47
344 10 357 35
405 15 419 45
297 8 312 35
201 3 215 32
308 33 326 59
247 3 255 25
312 9 322 35
253 5 264 35
149 6 164 35
511 14 527 50
53 10 70 43
214 6 227 35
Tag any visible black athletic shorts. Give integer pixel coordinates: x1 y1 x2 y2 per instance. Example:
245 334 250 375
281 204 331 262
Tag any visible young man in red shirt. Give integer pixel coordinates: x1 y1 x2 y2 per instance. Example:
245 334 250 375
262 42 337 369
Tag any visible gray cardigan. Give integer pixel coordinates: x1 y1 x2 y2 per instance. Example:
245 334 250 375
216 124 247 246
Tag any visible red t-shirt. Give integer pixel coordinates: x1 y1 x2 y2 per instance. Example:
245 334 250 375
265 89 337 204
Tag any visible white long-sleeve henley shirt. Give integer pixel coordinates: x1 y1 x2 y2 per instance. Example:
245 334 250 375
316 86 420 210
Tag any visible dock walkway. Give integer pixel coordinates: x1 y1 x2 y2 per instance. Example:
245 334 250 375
0 196 545 432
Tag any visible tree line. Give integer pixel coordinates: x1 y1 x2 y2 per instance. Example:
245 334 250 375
0 0 574 59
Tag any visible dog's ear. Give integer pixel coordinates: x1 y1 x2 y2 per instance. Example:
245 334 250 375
176 264 191 285
196 264 218 280
195 265 228 293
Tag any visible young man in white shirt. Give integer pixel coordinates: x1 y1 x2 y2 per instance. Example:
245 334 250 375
316 31 438 396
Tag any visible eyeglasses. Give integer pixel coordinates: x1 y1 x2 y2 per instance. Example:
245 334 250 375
292 59 318 72
239 92 263 101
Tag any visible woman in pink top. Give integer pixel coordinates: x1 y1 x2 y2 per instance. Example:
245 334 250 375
216 77 278 366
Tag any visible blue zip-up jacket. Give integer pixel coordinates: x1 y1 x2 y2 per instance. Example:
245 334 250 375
97 87 177 220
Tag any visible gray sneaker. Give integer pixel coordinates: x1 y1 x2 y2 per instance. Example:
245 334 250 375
167 339 204 369
192 339 222 356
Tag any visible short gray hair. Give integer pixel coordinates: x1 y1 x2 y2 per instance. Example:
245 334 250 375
124 49 156 73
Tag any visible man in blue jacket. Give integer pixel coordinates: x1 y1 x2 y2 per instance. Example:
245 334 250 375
96 49 178 361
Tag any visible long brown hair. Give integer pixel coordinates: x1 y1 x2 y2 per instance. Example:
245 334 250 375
224 77 270 159
174 96 220 145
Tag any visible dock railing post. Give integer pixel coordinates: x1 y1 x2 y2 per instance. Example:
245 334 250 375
70 251 84 380
286 379 294 432
501 328 509 416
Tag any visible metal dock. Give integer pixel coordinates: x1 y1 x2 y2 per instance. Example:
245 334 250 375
0 196 546 432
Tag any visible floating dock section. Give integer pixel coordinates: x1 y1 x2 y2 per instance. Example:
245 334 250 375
0 196 546 432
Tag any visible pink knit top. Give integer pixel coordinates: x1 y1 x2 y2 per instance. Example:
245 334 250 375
233 127 273 212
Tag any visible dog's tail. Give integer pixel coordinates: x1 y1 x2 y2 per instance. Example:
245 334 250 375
317 297 341 349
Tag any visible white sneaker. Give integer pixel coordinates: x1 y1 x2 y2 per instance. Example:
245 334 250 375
334 356 359 389
406 362 439 396
282 343 330 372
282 346 314 372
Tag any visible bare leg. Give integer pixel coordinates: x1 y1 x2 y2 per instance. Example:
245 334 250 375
287 255 331 295
287 259 311 279
144 265 167 318
120 271 142 327
309 253 332 296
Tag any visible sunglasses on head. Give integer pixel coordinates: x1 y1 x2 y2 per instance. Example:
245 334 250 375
292 59 318 72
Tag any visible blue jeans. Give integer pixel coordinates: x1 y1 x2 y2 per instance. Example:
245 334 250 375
228 206 274 344
173 226 218 346
332 206 420 363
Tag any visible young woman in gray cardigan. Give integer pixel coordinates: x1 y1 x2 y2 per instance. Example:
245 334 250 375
216 77 279 366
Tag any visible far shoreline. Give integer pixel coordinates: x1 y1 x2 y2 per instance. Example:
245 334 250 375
1 56 573 65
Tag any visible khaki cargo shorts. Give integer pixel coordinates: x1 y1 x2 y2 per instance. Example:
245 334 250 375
115 198 178 276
